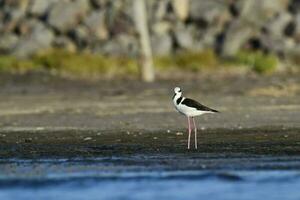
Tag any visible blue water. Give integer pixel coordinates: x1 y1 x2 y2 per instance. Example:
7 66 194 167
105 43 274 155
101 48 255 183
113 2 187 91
0 157 300 200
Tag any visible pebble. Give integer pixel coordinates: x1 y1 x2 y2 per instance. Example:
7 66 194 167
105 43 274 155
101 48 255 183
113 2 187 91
176 132 183 136
83 137 92 141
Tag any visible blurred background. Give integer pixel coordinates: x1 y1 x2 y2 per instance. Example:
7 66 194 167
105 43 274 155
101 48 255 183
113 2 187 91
0 0 300 81
1 1 300 200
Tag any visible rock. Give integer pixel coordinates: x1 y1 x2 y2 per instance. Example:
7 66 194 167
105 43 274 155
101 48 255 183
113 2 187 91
221 20 254 57
70 25 89 48
84 10 108 41
237 0 289 27
94 34 138 56
152 1 169 20
53 36 77 52
91 0 107 8
174 24 195 50
48 0 90 33
260 34 295 55
151 33 172 56
294 13 300 41
289 0 300 14
28 0 59 16
264 12 292 38
0 33 19 53
172 0 189 21
152 21 171 35
2 9 25 32
189 0 230 25
83 137 92 141
13 20 54 57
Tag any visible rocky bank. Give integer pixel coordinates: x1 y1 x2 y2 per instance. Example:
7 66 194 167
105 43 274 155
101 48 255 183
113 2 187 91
1 0 300 60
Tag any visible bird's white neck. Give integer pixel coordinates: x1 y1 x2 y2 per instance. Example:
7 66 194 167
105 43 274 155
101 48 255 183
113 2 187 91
173 92 183 105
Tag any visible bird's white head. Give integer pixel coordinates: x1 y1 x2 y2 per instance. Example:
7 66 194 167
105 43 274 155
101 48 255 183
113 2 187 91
174 87 182 94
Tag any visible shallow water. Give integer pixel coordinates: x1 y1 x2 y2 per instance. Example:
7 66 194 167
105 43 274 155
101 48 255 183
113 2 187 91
0 156 300 200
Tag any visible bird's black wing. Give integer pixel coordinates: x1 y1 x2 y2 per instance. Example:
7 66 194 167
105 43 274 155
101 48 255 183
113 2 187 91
182 98 219 112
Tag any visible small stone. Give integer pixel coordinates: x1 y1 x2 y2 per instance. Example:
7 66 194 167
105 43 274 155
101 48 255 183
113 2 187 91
167 130 171 133
96 132 102 136
84 137 92 141
153 137 158 140
176 132 183 136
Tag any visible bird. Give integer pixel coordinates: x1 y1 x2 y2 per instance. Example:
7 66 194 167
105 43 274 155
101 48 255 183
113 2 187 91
172 87 219 149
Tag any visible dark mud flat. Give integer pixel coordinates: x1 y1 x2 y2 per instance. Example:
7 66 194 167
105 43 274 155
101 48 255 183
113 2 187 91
0 127 299 161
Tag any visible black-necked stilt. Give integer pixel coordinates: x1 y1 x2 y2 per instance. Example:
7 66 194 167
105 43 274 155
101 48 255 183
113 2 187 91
172 87 219 149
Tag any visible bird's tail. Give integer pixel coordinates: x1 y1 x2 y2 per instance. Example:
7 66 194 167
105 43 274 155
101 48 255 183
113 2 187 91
210 108 220 113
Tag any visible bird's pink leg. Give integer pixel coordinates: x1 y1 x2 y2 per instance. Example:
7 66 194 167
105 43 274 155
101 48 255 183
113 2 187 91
192 117 197 149
187 117 191 149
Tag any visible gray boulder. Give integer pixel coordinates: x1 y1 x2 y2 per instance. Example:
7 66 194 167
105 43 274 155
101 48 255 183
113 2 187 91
91 0 107 8
151 21 171 35
174 24 195 50
94 34 138 56
84 10 108 41
71 25 89 48
237 0 289 27
294 13 300 41
151 33 172 56
260 34 295 55
264 12 292 38
221 20 254 57
13 20 54 57
0 33 19 53
48 0 90 33
2 9 25 32
28 0 59 16
53 36 77 52
189 0 230 25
